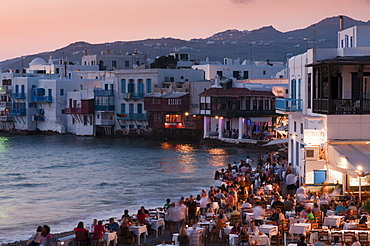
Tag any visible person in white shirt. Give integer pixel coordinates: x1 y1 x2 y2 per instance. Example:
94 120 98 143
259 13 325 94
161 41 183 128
252 201 265 226
246 155 254 164
248 221 260 235
286 172 296 196
351 236 361 246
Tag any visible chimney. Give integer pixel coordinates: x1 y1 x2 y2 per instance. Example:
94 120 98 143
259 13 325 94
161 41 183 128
340 16 344 31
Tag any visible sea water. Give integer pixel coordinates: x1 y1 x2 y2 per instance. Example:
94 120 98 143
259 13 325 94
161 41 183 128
0 134 264 244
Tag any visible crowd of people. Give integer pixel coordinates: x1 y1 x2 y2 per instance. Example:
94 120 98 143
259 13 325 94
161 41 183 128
28 151 368 246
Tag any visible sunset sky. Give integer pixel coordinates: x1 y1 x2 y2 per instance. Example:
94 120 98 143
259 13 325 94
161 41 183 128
0 0 369 61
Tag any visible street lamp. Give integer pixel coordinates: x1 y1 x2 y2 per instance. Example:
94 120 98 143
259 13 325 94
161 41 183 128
357 165 363 204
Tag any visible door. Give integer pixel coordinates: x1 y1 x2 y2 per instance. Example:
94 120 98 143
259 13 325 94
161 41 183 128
314 170 326 184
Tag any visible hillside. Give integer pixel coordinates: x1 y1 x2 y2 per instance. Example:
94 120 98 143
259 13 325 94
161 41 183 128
1 15 369 71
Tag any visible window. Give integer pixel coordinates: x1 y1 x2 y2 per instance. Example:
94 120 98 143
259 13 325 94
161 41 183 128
233 71 241 79
125 61 129 68
294 121 297 132
138 79 144 93
121 103 126 113
243 71 249 79
60 89 64 96
146 79 152 93
128 79 135 93
84 115 88 125
168 98 181 105
308 73 311 108
165 114 182 123
137 104 143 114
121 79 126 93
300 123 303 134
263 70 266 75
112 61 117 68
216 71 223 77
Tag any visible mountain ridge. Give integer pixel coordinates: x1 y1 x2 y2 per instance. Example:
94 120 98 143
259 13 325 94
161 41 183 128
1 15 369 70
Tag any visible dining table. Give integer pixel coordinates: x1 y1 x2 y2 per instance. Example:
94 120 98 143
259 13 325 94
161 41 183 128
257 224 278 238
128 225 148 245
323 216 344 227
102 231 117 246
289 223 311 240
249 234 270 246
148 218 165 237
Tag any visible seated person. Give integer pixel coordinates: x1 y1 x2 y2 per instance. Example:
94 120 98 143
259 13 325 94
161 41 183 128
107 218 119 232
93 221 106 242
248 221 260 235
136 210 148 225
344 209 355 222
215 214 226 229
268 208 285 225
306 209 315 222
230 221 241 234
74 222 89 242
119 218 135 244
335 202 346 215
121 210 133 222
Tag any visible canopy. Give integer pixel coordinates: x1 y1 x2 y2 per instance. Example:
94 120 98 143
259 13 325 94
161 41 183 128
262 138 288 147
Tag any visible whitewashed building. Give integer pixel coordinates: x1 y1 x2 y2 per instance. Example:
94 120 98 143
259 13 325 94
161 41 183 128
278 23 370 191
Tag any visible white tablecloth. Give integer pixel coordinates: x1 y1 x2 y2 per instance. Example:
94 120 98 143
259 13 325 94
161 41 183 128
289 223 311 236
197 221 215 232
129 225 148 245
326 210 336 216
245 213 254 222
258 224 278 237
249 234 270 246
229 234 238 246
323 216 344 227
148 219 165 237
289 218 306 224
102 232 117 246
343 222 358 230
285 211 296 218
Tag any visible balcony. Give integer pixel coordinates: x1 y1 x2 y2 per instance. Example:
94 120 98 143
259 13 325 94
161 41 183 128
9 108 26 116
94 89 114 96
116 113 147 121
276 98 303 112
10 92 26 99
122 93 145 100
65 108 82 114
210 109 277 118
313 99 370 115
95 105 115 111
0 115 13 121
31 95 52 103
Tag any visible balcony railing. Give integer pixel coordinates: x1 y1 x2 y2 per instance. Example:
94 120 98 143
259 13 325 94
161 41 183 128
210 109 276 118
0 115 13 121
276 98 303 112
10 92 26 99
95 105 115 111
117 113 147 121
31 95 52 103
94 89 114 96
122 93 145 100
0 102 11 108
9 108 26 116
313 98 370 114
65 108 82 114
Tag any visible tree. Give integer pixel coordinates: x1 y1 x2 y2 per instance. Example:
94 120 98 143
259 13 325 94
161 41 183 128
150 55 177 69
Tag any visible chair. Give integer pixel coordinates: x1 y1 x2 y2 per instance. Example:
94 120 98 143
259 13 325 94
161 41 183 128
330 231 343 243
118 229 135 245
75 232 89 246
317 230 329 244
237 235 249 246
281 219 289 234
89 232 104 246
358 232 369 246
270 231 282 246
358 224 368 230
230 214 241 226
311 223 319 230
313 211 322 227
343 231 355 244
338 211 347 216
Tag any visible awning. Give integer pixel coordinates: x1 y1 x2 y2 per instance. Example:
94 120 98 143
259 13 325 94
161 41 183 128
262 138 288 147
327 143 370 176
275 125 288 131
250 117 271 122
